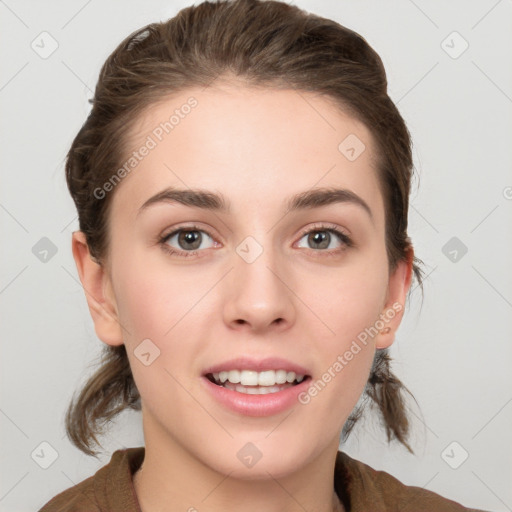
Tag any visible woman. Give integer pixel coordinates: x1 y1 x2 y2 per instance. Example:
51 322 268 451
39 0 481 510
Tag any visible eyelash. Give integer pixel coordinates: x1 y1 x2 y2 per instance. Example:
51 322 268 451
157 223 353 259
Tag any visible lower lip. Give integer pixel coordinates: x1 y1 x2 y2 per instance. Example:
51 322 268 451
201 376 311 417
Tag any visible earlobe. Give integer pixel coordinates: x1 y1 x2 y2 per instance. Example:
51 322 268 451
375 247 414 350
71 231 124 346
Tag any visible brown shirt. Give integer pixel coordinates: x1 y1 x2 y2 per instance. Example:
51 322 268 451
38 447 482 511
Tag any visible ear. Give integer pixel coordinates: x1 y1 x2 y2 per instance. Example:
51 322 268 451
375 246 414 349
71 231 124 346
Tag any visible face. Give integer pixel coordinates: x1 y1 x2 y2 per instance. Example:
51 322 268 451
76 81 410 479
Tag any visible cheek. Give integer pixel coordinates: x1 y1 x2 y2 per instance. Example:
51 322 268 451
111 260 199 404
115 276 170 338
110 251 215 391
111 246 202 339
302 254 389 341
312 286 381 378
294 255 388 409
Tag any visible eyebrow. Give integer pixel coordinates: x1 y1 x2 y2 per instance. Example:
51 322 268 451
137 186 373 221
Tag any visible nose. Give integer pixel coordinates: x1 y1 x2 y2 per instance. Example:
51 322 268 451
222 241 296 334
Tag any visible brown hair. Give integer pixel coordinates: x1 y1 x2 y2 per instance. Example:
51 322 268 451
65 0 424 457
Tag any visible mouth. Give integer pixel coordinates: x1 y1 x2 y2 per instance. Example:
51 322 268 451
201 361 313 416
204 370 311 395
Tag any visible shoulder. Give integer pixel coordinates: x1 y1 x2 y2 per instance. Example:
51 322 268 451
38 447 144 512
38 471 99 512
335 451 483 511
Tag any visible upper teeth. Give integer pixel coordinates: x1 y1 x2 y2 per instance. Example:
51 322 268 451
213 369 305 386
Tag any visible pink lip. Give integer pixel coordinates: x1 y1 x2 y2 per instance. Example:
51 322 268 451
202 356 310 376
201 374 312 417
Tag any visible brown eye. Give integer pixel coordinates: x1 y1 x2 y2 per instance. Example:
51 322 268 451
162 228 215 252
296 227 351 252
307 231 331 249
178 230 202 250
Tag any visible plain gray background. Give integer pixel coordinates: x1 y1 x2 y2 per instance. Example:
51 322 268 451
1 0 511 510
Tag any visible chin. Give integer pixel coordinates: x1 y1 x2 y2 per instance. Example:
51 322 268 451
200 442 308 480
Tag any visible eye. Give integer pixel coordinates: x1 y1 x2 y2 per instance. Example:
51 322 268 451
295 224 353 254
159 225 217 257
157 223 352 259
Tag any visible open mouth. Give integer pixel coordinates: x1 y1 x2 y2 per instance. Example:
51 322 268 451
205 372 311 395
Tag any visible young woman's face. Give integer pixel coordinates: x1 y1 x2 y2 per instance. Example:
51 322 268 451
88 82 410 477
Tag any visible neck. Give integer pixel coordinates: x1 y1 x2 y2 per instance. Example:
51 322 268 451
134 468 345 512
132 417 346 512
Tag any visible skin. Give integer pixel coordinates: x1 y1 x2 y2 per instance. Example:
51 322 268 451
72 80 413 512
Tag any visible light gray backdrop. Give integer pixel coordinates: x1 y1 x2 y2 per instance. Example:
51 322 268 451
1 1 511 511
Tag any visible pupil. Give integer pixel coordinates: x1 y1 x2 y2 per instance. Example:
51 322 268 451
310 231 329 249
179 230 201 250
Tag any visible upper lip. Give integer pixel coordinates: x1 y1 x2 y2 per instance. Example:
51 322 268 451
202 357 310 376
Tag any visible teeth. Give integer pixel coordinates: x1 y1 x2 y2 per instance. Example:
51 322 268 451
211 369 305 386
223 381 291 394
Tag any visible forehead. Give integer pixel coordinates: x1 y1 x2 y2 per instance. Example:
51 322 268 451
110 83 384 223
